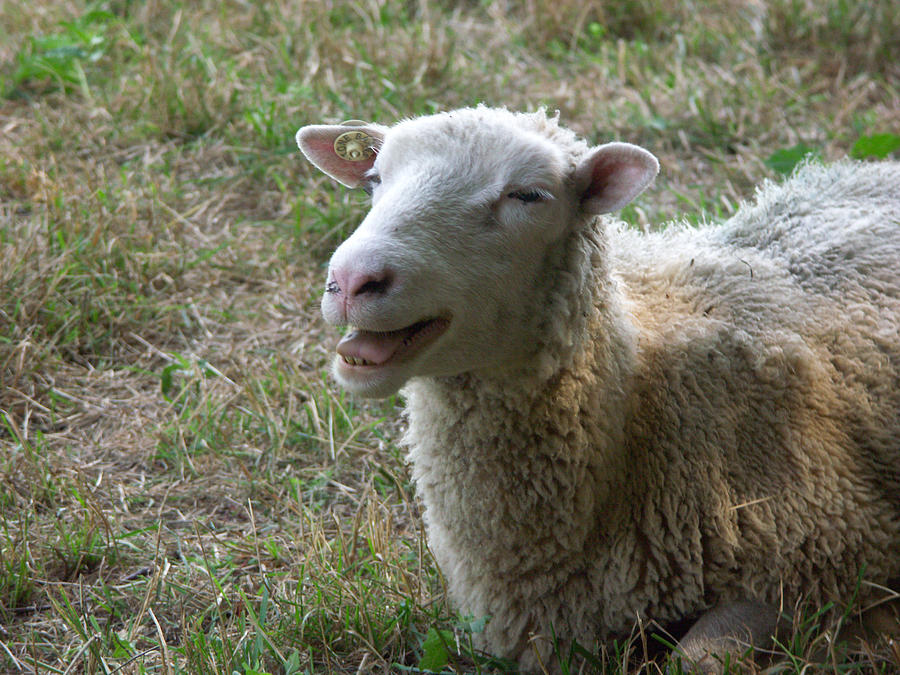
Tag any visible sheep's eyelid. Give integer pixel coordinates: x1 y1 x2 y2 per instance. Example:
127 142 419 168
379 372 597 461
361 171 381 195
507 188 554 203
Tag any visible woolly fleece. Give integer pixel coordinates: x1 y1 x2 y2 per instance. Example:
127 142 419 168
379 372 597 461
304 108 900 671
402 118 900 669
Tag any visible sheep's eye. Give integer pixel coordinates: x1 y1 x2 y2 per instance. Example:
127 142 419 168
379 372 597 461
507 189 550 203
362 174 381 196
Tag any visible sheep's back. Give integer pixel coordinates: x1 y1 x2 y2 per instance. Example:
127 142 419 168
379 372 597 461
610 160 900 389
612 161 900 333
607 159 900 610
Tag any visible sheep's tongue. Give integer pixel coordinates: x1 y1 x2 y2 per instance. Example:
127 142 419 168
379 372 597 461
336 327 410 365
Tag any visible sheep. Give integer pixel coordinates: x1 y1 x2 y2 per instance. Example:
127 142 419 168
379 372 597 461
295 106 900 673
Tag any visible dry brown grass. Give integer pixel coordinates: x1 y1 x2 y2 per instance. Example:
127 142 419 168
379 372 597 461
1 0 899 672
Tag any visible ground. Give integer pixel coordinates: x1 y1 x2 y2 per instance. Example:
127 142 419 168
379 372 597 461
1 1 899 673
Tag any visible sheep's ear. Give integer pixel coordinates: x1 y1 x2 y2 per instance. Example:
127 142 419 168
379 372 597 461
574 142 659 214
296 123 385 188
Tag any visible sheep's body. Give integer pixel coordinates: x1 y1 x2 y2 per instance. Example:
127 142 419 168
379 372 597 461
296 108 900 671
407 160 900 666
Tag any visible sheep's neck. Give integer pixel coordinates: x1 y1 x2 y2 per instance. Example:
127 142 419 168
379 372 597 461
403 221 637 584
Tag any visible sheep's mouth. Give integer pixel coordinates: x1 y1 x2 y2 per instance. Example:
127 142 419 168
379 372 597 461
336 317 450 368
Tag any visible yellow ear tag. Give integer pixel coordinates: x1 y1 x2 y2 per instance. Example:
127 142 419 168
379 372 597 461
334 130 376 162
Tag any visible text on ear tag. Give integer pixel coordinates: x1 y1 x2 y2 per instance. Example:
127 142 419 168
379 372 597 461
334 130 375 162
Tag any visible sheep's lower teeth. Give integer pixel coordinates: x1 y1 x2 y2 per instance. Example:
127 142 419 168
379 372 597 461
342 355 374 366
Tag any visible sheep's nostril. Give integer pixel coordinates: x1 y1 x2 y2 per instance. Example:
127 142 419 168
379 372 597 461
355 274 392 296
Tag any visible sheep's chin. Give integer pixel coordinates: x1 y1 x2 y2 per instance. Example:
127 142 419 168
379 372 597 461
332 358 409 398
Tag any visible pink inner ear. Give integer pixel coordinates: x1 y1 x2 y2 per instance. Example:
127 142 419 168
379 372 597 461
578 143 659 215
305 135 340 162
585 160 642 201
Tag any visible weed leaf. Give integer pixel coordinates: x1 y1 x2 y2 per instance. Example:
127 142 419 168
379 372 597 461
419 627 452 672
851 133 900 159
160 362 178 399
765 144 819 175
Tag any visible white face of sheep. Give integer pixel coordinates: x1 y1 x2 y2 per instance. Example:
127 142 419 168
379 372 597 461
297 112 658 398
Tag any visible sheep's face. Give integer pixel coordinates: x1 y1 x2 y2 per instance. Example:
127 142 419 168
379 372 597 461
297 109 658 397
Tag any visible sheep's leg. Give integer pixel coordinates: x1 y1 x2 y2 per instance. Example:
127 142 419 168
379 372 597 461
676 600 780 674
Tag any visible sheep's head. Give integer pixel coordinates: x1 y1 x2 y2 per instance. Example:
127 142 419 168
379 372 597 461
297 108 658 398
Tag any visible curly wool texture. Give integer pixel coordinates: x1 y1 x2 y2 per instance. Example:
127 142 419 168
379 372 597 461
404 154 900 668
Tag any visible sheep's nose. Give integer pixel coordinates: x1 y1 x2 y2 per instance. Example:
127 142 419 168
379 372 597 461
329 268 394 299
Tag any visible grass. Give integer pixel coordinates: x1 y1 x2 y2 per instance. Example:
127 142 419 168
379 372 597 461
1 0 899 672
